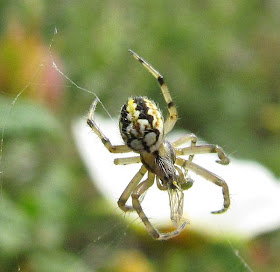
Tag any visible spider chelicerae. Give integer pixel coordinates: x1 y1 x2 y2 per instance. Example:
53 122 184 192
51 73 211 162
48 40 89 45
87 50 230 240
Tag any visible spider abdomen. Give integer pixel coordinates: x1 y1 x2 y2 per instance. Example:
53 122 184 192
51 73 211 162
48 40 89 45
119 97 164 153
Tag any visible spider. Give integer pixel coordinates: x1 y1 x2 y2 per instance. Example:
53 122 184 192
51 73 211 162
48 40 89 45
87 50 230 240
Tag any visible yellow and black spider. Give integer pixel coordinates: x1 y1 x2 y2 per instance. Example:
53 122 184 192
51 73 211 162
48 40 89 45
87 50 230 240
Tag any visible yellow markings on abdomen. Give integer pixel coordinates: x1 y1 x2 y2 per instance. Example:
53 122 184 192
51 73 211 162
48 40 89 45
119 97 164 153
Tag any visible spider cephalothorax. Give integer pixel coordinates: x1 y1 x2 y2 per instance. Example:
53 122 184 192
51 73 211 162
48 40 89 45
87 50 230 240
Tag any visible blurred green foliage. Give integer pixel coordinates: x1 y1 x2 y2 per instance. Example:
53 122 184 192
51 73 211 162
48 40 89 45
0 0 280 271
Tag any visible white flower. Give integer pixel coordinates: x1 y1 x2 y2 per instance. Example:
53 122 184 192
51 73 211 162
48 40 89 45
73 115 280 240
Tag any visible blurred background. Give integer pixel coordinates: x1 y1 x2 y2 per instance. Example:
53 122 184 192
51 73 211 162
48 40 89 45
0 0 280 271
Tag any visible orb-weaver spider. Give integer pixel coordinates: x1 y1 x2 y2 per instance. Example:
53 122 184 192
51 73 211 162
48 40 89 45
87 50 230 240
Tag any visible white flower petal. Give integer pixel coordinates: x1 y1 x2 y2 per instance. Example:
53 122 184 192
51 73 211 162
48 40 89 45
72 116 280 240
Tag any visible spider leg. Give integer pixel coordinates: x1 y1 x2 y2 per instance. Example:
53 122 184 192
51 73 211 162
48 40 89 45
87 99 132 153
176 158 230 214
172 133 197 148
129 49 178 135
173 133 197 163
175 144 230 165
114 156 141 165
117 165 147 212
132 172 187 240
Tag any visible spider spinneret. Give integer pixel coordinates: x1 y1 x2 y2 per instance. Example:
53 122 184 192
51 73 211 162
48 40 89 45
87 49 230 240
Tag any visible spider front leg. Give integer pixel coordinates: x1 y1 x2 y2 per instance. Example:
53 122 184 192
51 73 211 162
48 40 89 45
176 158 230 214
117 165 147 212
132 172 186 240
87 98 132 153
129 49 178 135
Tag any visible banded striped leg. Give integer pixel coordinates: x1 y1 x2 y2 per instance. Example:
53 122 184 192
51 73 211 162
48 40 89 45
176 158 230 214
87 99 132 153
176 144 230 165
117 165 147 212
129 49 178 134
132 172 187 240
